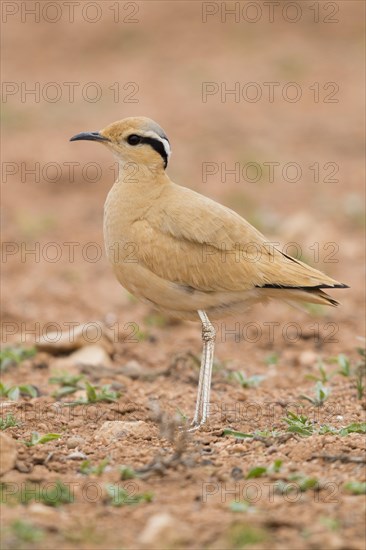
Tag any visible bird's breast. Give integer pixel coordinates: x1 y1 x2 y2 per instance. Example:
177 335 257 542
104 187 138 262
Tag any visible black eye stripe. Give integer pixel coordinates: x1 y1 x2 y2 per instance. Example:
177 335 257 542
126 134 169 168
140 137 168 168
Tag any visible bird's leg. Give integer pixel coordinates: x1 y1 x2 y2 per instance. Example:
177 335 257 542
191 338 207 425
200 326 215 425
188 310 216 431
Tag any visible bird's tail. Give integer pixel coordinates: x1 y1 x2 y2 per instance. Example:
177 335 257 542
262 287 341 307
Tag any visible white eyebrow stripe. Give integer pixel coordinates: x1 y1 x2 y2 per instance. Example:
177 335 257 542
141 130 171 158
160 137 171 158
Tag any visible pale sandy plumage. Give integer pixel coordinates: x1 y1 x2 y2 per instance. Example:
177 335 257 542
71 116 347 429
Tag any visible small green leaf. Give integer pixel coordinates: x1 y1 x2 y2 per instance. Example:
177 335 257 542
120 465 137 480
85 381 97 403
79 458 109 476
339 422 366 436
18 385 38 398
52 386 79 398
265 353 279 366
7 386 20 401
271 459 283 473
344 481 366 495
284 412 314 436
0 346 36 371
0 414 20 430
224 429 254 439
106 484 153 507
40 480 74 506
229 500 251 512
24 432 61 446
246 466 267 479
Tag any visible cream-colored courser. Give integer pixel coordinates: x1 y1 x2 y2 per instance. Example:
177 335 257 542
70 117 347 430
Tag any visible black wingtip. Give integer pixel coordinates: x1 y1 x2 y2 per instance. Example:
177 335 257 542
258 282 349 290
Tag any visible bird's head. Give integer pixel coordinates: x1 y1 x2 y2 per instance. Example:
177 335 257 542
70 116 171 171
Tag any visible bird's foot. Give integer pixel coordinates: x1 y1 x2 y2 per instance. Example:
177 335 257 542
185 422 202 433
178 418 205 433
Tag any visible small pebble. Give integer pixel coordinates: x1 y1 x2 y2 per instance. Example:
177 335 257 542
231 466 244 480
66 436 85 449
66 451 88 460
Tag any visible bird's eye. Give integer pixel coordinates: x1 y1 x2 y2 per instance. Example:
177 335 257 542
127 134 141 146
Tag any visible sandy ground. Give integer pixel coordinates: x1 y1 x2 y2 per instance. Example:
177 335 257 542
1 1 365 549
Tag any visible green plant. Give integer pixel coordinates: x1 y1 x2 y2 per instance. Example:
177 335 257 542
3 480 74 506
246 466 267 479
225 419 365 441
319 517 340 531
270 459 283 473
283 411 314 436
79 458 109 476
0 346 36 371
338 422 366 435
0 382 37 401
335 354 352 377
0 413 20 430
306 360 331 383
120 465 138 480
24 432 61 446
355 370 365 399
356 346 366 366
275 475 319 494
67 381 120 405
344 481 366 495
229 524 266 547
288 473 319 491
11 520 43 543
300 381 331 406
40 480 74 506
105 484 153 506
231 371 265 388
229 500 252 512
244 460 282 480
176 407 188 422
224 429 257 439
264 353 279 366
49 372 84 398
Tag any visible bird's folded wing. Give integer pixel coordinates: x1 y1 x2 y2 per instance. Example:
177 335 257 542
130 183 342 292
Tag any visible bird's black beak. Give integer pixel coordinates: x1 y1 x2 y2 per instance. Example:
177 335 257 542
70 131 110 143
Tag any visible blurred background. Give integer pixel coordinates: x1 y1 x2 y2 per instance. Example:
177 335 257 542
2 0 365 350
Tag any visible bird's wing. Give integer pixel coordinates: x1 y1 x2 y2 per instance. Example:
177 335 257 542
130 183 342 293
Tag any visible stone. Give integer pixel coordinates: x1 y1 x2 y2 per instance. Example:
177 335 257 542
0 432 17 475
139 513 190 547
66 436 85 449
94 421 150 443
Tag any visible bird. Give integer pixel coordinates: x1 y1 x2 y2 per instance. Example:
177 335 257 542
70 116 348 430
